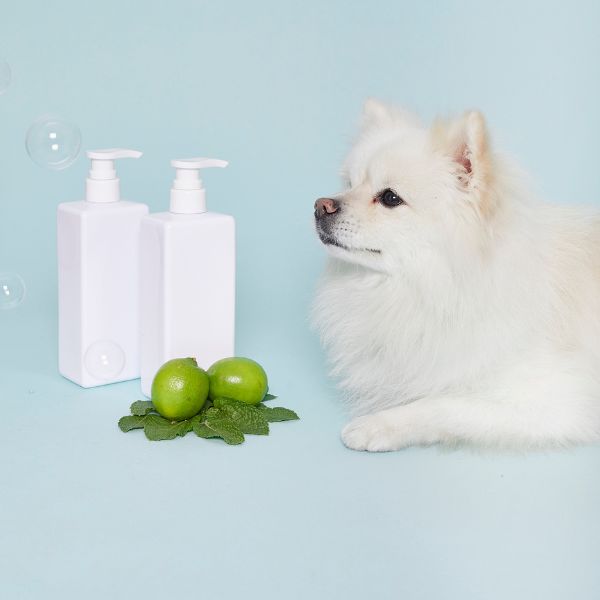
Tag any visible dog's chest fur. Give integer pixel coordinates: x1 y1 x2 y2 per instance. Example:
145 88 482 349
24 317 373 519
313 255 553 415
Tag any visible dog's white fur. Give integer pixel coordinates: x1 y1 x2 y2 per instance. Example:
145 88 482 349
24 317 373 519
312 99 600 452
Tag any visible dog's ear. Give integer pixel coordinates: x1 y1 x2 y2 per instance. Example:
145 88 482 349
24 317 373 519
363 98 393 125
432 111 494 214
362 98 419 129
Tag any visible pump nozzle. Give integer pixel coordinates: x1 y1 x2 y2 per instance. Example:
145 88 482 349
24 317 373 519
85 148 142 203
170 157 228 214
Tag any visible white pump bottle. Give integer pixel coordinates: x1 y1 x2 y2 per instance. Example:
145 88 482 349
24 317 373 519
139 158 235 397
57 149 149 387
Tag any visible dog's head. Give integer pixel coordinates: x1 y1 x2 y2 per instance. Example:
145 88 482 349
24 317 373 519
314 99 496 275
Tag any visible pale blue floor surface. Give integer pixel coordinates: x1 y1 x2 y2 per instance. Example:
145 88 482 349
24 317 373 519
2 308 600 600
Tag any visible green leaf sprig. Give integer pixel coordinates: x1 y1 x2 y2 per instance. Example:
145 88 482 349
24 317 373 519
118 394 298 444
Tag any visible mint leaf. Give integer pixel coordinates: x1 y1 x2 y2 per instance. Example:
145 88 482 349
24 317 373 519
144 414 193 441
189 413 214 438
130 400 156 416
256 405 299 422
207 421 244 445
213 397 269 435
193 422 221 439
263 393 277 401
194 408 245 445
118 415 148 432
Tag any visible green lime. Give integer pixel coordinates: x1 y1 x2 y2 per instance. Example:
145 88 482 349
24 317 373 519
207 357 268 405
151 357 209 421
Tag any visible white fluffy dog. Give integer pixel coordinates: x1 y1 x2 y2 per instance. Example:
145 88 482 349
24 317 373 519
312 99 600 452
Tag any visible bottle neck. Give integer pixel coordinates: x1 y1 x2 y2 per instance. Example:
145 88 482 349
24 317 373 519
170 188 206 214
86 178 120 203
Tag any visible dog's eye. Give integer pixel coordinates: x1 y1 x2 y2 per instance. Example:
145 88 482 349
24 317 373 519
377 188 404 208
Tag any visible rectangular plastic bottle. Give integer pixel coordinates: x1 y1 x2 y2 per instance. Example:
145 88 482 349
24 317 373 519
57 149 148 387
139 158 235 397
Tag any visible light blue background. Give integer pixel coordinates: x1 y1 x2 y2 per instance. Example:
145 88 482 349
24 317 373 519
1 1 600 598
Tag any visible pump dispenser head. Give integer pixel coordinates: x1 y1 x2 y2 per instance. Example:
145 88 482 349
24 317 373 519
170 157 228 214
85 148 142 203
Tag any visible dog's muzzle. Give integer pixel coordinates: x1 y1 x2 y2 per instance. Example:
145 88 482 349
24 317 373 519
314 197 340 245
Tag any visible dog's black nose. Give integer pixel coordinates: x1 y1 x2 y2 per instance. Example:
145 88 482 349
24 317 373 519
314 197 339 218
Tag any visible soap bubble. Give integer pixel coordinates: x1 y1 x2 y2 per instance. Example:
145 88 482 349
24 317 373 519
84 341 126 381
0 272 26 309
25 115 81 170
0 59 10 95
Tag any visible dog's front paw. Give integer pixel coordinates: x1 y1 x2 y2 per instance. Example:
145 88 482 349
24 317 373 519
341 414 403 452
